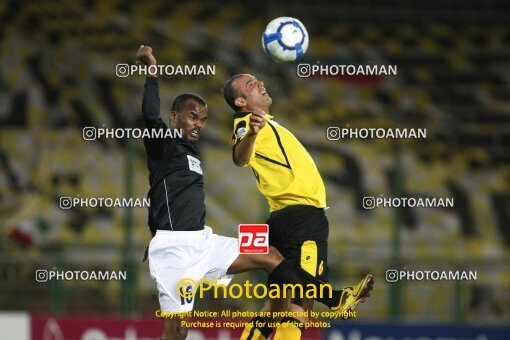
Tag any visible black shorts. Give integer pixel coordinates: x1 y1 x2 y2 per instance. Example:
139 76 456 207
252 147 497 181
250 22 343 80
267 205 329 282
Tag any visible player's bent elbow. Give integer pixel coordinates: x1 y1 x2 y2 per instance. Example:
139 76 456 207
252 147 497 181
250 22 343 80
259 246 284 272
268 246 284 262
232 145 250 167
234 160 247 167
233 156 248 167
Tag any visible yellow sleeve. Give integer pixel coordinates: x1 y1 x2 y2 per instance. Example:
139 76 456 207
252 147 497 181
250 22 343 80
231 114 254 167
231 114 252 147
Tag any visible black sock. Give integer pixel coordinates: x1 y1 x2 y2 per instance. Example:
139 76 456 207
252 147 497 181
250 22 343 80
280 317 305 332
268 259 342 308
249 316 273 338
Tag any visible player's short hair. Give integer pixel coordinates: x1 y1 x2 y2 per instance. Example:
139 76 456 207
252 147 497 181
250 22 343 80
223 74 248 111
171 93 207 112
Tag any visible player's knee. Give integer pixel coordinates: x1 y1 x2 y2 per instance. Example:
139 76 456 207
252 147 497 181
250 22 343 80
268 246 284 261
264 246 284 270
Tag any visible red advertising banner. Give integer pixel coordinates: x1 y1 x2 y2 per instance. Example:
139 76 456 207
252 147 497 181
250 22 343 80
32 315 162 340
31 315 324 339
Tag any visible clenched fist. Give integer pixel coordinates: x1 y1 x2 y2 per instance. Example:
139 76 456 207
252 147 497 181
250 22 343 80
249 108 267 135
136 45 157 67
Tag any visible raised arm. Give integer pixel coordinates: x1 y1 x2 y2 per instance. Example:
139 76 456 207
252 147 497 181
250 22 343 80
137 45 166 158
233 109 266 166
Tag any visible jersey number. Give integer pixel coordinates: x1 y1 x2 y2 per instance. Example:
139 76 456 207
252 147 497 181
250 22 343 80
180 285 193 305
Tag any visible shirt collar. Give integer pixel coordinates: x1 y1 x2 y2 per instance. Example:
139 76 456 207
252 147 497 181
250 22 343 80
233 111 274 120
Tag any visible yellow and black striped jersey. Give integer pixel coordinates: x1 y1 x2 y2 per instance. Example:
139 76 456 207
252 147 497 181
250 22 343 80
231 111 326 212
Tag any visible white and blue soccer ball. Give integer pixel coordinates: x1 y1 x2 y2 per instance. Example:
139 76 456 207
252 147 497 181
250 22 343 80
262 17 309 63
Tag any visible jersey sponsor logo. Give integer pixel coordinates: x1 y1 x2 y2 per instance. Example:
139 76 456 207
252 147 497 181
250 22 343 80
300 240 318 276
236 127 247 139
187 155 203 175
238 224 269 254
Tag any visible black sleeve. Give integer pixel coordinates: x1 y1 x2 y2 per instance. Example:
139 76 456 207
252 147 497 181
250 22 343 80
142 76 167 159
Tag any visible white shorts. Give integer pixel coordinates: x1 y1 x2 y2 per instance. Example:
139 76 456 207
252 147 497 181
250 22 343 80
148 226 239 312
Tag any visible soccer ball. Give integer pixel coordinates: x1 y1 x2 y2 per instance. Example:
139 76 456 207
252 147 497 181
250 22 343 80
262 17 309 63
